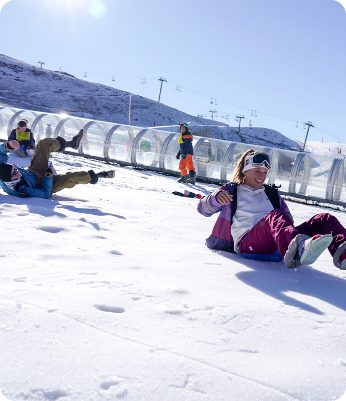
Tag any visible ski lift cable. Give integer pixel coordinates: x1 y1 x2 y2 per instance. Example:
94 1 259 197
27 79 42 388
46 65 343 141
53 63 158 80
45 64 319 132
313 125 345 142
164 79 311 124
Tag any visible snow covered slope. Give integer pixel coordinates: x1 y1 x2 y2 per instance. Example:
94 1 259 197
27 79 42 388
0 152 346 401
0 54 223 127
0 54 300 151
299 140 346 158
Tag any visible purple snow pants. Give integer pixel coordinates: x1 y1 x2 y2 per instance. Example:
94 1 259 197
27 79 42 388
238 210 346 257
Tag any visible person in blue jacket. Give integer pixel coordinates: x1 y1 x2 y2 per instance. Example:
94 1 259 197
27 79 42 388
0 130 115 199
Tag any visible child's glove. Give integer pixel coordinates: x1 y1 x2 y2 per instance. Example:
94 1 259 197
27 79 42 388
176 152 181 159
5 140 19 150
181 153 187 159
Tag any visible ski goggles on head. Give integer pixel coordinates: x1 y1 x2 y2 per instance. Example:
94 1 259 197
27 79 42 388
242 153 271 172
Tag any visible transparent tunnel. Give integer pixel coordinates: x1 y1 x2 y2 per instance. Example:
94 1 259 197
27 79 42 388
0 105 344 205
55 117 87 153
105 125 135 163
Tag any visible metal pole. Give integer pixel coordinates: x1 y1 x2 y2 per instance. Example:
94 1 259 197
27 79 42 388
236 115 245 133
128 94 132 125
158 81 163 102
158 77 167 102
302 121 314 152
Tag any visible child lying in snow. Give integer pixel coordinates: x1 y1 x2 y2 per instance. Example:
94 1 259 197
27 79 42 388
0 129 114 199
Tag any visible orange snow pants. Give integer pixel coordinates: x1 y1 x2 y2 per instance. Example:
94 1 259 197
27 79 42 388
179 154 195 177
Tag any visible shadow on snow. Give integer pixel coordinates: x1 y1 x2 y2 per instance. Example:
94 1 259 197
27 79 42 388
216 250 346 315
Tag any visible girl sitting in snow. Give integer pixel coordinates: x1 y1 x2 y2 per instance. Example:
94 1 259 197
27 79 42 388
197 149 346 270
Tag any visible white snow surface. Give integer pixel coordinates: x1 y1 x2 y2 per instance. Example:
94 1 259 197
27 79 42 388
300 141 346 158
1 152 346 401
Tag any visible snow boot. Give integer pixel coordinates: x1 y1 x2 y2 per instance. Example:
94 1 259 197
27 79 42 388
187 170 196 184
339 251 346 270
96 170 115 179
12 148 27 158
66 129 84 149
177 175 188 183
298 234 333 266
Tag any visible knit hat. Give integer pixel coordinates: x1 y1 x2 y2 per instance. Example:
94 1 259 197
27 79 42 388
0 163 13 182
179 122 190 131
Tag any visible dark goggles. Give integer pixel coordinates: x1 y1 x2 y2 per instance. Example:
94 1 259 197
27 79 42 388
245 153 271 169
253 153 271 166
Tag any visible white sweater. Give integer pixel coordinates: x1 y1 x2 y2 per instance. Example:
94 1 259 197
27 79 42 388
231 184 274 253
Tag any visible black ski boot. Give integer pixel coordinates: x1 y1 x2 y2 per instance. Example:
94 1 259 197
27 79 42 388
177 175 188 183
96 170 115 178
187 170 196 184
88 170 115 184
66 129 84 149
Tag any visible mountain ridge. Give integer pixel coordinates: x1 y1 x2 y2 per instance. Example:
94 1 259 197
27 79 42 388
0 53 300 150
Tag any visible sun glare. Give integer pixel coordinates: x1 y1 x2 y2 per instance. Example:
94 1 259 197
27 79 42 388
54 0 89 15
89 1 106 19
41 0 107 19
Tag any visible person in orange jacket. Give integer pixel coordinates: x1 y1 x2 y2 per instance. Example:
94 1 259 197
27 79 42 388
176 123 196 184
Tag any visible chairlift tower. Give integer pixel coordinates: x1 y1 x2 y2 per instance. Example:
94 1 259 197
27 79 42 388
38 61 45 68
236 114 245 133
302 121 314 152
158 77 167 102
209 109 217 120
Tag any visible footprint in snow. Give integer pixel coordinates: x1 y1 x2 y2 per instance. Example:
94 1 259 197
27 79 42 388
38 226 66 234
169 288 189 295
18 388 68 400
100 379 121 390
94 304 125 313
99 379 128 398
109 250 123 256
14 277 26 282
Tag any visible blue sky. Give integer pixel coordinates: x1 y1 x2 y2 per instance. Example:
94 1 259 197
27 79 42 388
0 0 345 143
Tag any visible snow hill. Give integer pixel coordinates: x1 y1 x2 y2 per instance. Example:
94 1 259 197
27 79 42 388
1 152 346 401
298 140 346 159
0 54 300 151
